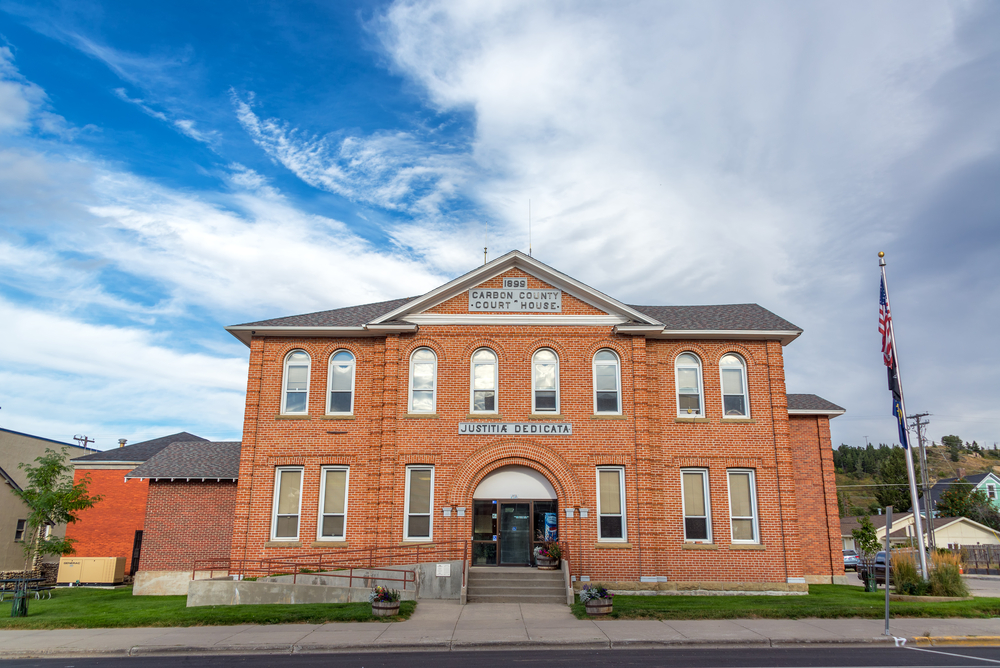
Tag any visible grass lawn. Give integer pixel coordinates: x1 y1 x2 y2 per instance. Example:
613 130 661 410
571 584 1000 620
0 587 416 629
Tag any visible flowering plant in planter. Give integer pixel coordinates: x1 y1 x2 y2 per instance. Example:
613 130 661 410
369 585 401 603
578 584 613 602
533 536 562 561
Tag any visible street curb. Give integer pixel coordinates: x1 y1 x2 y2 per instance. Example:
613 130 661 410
912 636 1000 647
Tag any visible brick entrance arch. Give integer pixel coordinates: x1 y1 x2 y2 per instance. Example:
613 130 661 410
447 440 582 506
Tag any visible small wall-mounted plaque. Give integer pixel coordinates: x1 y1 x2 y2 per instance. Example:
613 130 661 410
436 563 451 577
580 576 591 582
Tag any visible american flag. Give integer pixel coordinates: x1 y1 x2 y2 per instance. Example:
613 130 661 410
879 276 893 367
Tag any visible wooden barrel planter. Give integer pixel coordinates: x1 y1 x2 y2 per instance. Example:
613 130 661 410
585 598 613 616
372 600 401 617
536 556 559 571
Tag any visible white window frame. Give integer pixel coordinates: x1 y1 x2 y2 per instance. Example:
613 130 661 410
592 349 622 415
270 466 304 541
531 348 560 413
408 348 437 414
675 352 704 417
469 348 499 414
727 469 760 544
596 466 627 542
719 353 750 419
326 350 356 415
403 465 434 541
281 350 311 415
317 466 350 541
987 483 996 500
681 468 712 542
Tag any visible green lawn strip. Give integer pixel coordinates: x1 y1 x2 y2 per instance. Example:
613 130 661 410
572 585 1000 620
0 587 415 629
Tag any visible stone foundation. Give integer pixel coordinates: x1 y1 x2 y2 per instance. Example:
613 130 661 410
574 580 809 596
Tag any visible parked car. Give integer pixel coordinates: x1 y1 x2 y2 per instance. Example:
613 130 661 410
843 549 859 571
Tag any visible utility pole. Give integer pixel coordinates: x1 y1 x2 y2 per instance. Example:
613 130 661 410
73 434 95 449
908 412 934 548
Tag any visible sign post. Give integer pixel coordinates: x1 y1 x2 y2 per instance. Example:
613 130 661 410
884 505 893 636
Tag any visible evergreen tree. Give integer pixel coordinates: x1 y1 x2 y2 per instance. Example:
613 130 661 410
872 447 916 512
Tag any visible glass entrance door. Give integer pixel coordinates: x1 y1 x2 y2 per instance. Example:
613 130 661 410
498 502 531 565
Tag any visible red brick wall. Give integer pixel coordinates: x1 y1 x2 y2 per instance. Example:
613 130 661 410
64 469 147 572
789 414 844 580
139 480 237 571
229 271 833 583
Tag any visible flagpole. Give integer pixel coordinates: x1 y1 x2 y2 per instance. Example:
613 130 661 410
879 251 929 580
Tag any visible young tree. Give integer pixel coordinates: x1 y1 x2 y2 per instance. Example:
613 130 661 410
11 448 103 572
852 516 881 556
937 479 1000 531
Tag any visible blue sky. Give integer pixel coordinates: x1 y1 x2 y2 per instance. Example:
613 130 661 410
1 0 998 451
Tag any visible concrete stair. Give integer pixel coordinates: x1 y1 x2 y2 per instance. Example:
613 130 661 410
466 566 567 604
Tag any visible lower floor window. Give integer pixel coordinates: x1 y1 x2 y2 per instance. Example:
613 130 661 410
597 467 626 541
319 467 349 539
728 469 759 542
405 466 434 540
682 469 711 541
272 467 303 540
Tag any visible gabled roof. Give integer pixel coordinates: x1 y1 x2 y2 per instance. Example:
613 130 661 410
72 432 207 464
125 441 241 481
226 251 803 347
787 394 846 416
929 472 1000 507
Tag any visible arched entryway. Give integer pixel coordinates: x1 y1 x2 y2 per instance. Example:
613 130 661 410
471 465 559 566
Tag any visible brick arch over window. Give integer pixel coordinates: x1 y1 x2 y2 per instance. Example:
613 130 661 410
447 440 583 506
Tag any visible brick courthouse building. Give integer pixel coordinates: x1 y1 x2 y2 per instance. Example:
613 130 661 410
224 251 846 588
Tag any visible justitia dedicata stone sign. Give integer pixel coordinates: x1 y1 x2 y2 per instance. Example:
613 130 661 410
458 422 572 435
468 277 562 312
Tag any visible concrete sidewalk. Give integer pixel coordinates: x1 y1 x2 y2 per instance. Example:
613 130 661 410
1 601 999 658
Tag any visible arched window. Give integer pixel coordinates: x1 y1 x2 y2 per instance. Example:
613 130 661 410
282 350 310 414
327 350 355 415
532 348 559 413
470 348 498 413
675 353 703 417
409 348 437 413
720 353 749 418
593 349 621 414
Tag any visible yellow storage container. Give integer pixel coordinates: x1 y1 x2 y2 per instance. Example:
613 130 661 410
57 557 125 585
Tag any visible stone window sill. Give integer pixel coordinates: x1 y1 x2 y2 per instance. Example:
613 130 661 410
310 541 351 548
529 414 564 420
722 418 756 424
682 543 718 550
404 413 439 419
591 414 627 420
264 541 302 548
465 414 502 419
275 414 310 420
674 417 710 423
730 543 766 550
321 415 355 420
594 542 632 549
398 541 435 547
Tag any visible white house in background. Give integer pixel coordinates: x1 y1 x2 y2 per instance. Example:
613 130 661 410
841 513 1000 551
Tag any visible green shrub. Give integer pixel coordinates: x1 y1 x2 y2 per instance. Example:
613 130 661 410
929 551 969 597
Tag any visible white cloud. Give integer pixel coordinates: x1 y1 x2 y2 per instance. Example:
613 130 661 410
112 87 217 144
0 46 71 136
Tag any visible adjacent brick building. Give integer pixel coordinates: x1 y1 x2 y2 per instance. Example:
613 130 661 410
224 251 846 586
67 432 206 574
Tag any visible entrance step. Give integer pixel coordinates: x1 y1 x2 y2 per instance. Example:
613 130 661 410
466 567 567 604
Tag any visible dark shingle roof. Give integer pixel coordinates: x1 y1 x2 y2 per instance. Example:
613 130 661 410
125 441 241 480
787 394 846 412
625 304 800 331
234 297 417 328
72 432 207 463
929 473 998 508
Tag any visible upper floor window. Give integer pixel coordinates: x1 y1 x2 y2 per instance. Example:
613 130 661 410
675 353 703 417
471 348 498 413
720 354 749 418
409 348 437 413
593 350 621 414
282 350 310 414
327 351 355 415
532 348 559 413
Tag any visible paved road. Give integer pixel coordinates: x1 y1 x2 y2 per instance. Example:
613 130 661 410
4 646 1000 668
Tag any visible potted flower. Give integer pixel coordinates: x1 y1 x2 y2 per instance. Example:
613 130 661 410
579 584 613 615
533 538 562 570
369 585 401 617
